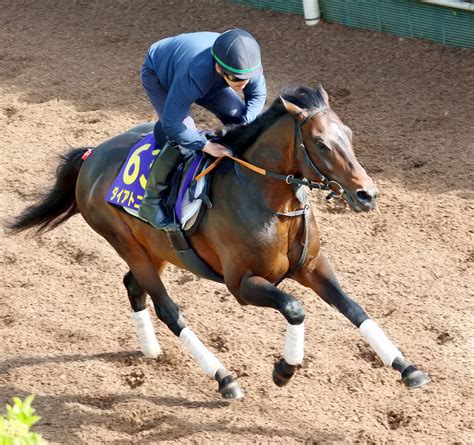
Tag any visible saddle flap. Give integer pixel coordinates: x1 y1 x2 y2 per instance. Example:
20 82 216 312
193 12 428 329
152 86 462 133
173 153 213 231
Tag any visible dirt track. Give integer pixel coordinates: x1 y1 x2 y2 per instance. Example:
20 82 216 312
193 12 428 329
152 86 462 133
1 1 473 443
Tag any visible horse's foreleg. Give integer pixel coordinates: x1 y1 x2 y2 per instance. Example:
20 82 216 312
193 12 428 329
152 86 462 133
123 270 161 358
294 253 430 388
125 259 243 399
236 273 305 387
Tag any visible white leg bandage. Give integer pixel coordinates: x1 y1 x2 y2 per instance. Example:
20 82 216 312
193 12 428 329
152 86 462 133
359 319 402 366
132 309 161 358
179 327 224 378
283 322 305 366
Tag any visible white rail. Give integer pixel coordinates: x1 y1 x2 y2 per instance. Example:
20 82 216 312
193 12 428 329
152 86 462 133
302 0 320 25
422 0 474 11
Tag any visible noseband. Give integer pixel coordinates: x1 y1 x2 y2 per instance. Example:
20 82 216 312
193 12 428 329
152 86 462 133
294 107 345 200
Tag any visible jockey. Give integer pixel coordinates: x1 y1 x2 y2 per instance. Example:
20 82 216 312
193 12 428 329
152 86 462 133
139 29 267 231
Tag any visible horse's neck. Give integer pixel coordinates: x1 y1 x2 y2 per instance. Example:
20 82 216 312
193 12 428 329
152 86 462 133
245 115 295 175
240 115 302 212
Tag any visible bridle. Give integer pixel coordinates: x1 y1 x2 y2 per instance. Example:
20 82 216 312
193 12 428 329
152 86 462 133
196 105 346 201
292 106 345 200
201 106 346 201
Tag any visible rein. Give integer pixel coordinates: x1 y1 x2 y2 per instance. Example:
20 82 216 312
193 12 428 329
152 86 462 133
196 106 344 200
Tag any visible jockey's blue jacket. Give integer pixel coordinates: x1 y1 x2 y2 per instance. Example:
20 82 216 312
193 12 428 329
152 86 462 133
142 32 267 151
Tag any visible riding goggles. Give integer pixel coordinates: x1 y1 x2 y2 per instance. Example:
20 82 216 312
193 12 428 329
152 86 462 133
223 71 247 83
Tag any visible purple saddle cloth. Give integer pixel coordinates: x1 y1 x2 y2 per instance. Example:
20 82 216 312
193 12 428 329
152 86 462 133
106 132 206 225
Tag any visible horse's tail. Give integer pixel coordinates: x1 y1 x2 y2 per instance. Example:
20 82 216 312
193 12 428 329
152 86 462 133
7 147 89 234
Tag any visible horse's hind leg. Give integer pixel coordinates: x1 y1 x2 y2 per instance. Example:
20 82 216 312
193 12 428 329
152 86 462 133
294 253 430 388
121 254 243 399
123 270 161 358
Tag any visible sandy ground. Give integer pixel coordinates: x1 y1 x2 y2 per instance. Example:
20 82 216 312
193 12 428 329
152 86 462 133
1 1 473 444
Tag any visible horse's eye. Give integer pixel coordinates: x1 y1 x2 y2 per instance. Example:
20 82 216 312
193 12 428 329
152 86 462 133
314 140 330 151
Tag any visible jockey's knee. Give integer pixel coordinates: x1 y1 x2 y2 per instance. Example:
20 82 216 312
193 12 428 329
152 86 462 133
219 113 243 125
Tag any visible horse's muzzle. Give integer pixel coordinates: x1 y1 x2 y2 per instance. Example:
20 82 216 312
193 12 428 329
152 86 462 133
344 185 379 212
355 185 379 211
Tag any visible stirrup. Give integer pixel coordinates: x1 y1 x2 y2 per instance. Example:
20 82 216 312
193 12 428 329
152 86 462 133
153 217 180 232
146 205 180 232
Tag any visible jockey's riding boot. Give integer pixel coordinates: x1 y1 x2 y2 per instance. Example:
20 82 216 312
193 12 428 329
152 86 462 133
138 142 183 231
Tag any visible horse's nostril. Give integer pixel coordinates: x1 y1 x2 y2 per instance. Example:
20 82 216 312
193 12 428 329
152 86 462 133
356 189 376 205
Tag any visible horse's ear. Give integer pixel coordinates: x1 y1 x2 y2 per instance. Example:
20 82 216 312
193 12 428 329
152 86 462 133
279 95 304 117
316 85 329 105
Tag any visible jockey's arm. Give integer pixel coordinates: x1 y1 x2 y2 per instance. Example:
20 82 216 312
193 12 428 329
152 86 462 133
242 75 267 124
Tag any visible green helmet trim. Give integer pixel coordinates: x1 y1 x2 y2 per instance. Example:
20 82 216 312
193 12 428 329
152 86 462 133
211 48 261 74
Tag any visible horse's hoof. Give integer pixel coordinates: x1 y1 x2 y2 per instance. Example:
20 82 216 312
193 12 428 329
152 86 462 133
217 374 244 400
402 368 431 388
272 368 292 387
220 381 244 399
142 345 161 359
272 358 296 387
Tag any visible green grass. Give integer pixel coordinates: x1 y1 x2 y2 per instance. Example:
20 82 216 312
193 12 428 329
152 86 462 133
0 396 47 445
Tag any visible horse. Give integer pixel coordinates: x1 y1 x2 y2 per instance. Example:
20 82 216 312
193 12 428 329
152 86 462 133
8 85 430 399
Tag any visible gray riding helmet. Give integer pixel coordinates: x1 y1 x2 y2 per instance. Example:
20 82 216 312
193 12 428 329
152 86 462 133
211 29 263 80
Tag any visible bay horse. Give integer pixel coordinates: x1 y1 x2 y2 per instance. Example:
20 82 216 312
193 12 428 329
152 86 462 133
8 85 429 399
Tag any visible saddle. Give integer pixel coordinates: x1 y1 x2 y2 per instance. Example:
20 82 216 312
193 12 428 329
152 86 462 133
106 131 224 283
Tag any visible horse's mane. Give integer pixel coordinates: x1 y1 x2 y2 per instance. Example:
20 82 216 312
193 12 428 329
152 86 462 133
217 85 326 156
